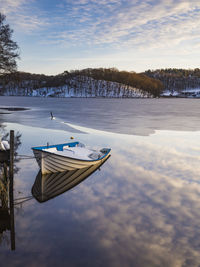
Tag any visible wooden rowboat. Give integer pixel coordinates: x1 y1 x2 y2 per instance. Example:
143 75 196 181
32 141 111 174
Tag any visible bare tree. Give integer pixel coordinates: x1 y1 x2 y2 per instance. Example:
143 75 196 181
0 13 19 74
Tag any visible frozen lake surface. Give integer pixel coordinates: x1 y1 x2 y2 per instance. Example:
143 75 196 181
1 96 200 135
0 96 200 267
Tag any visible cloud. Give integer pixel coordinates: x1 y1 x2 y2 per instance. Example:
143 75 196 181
0 0 49 33
16 15 49 33
49 0 200 51
2 0 200 50
1 0 27 13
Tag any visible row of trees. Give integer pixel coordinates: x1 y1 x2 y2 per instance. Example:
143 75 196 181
68 68 163 97
145 69 200 91
145 68 200 78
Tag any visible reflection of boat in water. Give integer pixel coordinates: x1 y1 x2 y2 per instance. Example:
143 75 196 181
32 155 110 203
32 141 111 174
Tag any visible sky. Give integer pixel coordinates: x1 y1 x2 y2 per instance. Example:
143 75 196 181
1 0 200 75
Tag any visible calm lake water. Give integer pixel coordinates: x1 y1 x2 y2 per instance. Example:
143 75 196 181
0 96 200 267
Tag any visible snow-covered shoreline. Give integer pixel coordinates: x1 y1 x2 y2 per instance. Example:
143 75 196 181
162 88 200 98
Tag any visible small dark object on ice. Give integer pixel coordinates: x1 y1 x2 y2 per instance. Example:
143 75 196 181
50 112 54 120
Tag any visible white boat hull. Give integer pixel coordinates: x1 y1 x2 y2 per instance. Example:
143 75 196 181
33 149 111 174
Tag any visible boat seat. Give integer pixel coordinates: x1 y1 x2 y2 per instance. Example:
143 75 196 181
43 147 57 152
88 152 103 160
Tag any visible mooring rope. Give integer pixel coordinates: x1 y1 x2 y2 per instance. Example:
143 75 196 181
13 192 49 205
16 153 51 160
14 195 33 201
16 154 35 160
14 196 34 205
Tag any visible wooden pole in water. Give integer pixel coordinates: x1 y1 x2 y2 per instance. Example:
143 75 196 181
9 130 15 250
9 130 14 180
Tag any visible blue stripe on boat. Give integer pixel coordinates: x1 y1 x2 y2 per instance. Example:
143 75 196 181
32 142 79 151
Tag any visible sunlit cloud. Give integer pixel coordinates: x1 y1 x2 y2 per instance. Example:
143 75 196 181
3 0 200 49
48 0 200 51
1 0 27 13
0 0 49 32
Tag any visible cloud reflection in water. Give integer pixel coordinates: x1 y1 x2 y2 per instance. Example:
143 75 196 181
64 132 200 267
2 125 200 267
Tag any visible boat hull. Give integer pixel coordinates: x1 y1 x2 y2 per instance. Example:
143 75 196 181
33 148 111 174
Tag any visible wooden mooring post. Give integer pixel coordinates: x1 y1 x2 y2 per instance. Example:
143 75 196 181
9 130 15 250
9 130 14 183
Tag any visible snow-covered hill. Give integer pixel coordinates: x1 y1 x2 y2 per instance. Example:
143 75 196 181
145 69 200 97
0 76 152 98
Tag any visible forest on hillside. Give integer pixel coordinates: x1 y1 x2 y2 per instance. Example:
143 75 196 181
68 68 163 96
145 68 200 92
0 68 163 97
145 68 200 77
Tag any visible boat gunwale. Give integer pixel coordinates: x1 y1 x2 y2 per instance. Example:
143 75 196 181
31 141 79 151
32 143 111 163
